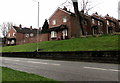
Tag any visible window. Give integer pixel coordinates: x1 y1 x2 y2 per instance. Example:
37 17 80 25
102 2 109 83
63 16 67 23
11 40 15 44
52 20 56 25
92 19 95 24
13 33 16 36
107 20 109 25
26 34 29 37
8 41 10 44
51 31 57 38
98 21 100 25
30 33 34 37
63 29 67 36
8 33 10 37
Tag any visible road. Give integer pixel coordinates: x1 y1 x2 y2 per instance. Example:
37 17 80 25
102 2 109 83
0 57 119 81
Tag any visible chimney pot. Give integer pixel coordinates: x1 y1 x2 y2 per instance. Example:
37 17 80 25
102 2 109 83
63 6 67 11
30 26 32 30
19 24 22 28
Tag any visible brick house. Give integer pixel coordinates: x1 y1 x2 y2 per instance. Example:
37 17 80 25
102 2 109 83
6 24 49 46
105 14 119 34
6 7 120 46
91 12 107 35
6 24 39 46
48 7 80 40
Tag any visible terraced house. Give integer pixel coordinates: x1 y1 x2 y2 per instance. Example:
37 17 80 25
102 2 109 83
6 24 38 46
6 7 120 46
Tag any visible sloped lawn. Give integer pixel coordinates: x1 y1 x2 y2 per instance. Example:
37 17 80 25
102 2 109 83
2 35 119 52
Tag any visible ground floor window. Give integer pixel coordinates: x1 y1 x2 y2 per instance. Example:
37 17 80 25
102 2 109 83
108 27 113 34
7 41 10 44
11 40 15 44
92 26 99 35
62 29 68 39
51 31 57 38
62 29 67 36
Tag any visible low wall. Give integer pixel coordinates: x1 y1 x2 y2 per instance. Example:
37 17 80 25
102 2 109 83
1 51 119 64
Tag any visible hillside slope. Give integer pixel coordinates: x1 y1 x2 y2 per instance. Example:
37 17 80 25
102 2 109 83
2 35 119 52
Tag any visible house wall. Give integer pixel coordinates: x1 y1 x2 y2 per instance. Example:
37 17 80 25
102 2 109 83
16 33 49 45
49 8 73 39
49 8 83 39
7 27 16 38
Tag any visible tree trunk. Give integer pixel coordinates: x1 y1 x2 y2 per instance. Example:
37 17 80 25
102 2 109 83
72 0 85 36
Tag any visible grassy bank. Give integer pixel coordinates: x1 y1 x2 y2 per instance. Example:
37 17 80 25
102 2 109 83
2 35 119 52
1 67 59 82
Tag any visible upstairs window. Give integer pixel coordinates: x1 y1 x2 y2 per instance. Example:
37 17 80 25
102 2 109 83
30 33 34 37
98 21 100 25
51 31 57 38
26 34 29 38
92 19 95 24
63 16 67 23
107 20 109 25
52 20 56 25
13 33 16 36
8 33 10 37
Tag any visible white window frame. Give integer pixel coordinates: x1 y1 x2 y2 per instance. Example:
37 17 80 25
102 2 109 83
107 20 109 25
62 29 67 39
51 31 57 38
119 22 120 25
11 40 15 44
8 33 10 37
63 16 67 23
30 33 34 37
26 34 29 38
92 19 95 24
98 21 100 25
52 20 56 25
13 33 16 36
8 41 10 44
63 29 68 36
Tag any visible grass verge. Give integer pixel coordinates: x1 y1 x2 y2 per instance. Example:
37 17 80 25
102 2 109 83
2 35 119 52
1 67 61 83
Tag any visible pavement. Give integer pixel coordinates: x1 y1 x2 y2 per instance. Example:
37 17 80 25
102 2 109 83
0 57 119 81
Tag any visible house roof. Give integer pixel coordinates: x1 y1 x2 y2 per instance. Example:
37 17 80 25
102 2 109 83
49 7 74 20
13 26 40 34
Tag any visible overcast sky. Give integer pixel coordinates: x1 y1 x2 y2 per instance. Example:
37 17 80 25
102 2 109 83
0 0 119 29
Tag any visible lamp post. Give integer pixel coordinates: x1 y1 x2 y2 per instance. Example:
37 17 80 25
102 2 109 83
33 0 39 52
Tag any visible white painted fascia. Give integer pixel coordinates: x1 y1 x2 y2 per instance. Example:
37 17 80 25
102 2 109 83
48 7 71 20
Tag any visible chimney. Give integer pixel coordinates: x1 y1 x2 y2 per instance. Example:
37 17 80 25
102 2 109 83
19 24 22 28
30 26 32 30
63 6 67 11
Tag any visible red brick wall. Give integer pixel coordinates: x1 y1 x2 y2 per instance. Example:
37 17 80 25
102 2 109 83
7 27 16 38
16 33 49 45
49 8 82 39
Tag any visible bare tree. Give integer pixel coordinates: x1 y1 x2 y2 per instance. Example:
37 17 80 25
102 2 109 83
80 0 99 14
0 22 14 37
80 0 91 14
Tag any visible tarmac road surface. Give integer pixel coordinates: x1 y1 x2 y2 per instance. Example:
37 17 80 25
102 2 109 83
0 57 119 81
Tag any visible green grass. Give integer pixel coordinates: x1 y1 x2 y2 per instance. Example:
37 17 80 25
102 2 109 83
2 35 119 52
1 67 60 82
